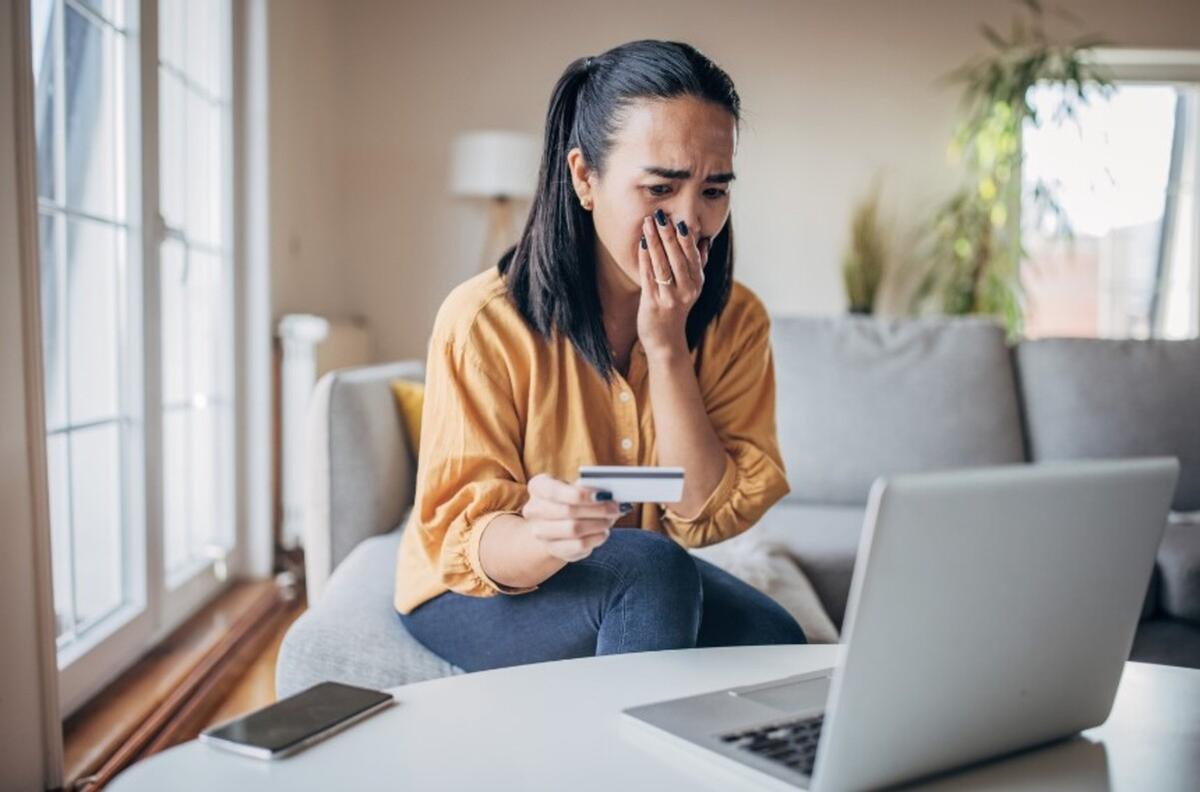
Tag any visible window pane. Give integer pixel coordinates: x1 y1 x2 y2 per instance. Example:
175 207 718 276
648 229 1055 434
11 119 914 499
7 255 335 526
158 0 235 582
158 68 186 231
46 434 74 640
65 4 120 221
185 0 221 99
70 422 124 627
163 408 188 573
185 92 219 245
187 407 217 557
159 0 185 73
78 0 121 26
1022 83 1199 339
66 217 121 426
186 250 217 395
161 238 187 405
31 0 55 200
40 213 67 429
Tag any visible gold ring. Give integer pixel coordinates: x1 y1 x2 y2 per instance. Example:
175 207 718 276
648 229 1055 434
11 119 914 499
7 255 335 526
654 275 674 285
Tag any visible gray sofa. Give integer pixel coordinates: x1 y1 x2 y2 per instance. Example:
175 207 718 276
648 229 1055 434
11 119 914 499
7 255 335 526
276 316 1200 697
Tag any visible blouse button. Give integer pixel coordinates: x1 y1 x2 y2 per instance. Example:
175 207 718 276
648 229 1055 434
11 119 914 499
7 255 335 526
620 437 633 450
619 391 632 403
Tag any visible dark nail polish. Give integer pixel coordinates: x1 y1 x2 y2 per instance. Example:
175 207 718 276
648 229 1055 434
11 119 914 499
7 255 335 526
676 219 688 236
619 502 633 514
654 208 667 226
594 490 613 502
639 235 647 250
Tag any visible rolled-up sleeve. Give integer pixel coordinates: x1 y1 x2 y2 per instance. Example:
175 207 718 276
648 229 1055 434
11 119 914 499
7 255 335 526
413 337 537 598
660 306 791 548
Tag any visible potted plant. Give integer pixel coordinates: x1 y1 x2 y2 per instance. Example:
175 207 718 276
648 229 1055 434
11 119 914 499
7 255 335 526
842 183 889 315
917 0 1112 338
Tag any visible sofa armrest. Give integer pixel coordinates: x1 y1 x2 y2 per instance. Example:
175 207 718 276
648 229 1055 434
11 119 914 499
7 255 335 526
1158 514 1200 623
305 360 424 603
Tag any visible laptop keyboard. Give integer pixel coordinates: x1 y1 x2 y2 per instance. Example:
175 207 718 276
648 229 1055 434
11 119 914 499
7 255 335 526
719 713 824 777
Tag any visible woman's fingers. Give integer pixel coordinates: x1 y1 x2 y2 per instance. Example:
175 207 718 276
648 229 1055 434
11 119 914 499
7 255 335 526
641 215 675 290
545 530 610 562
637 231 658 302
523 496 619 521
528 472 610 506
530 517 614 543
648 210 701 293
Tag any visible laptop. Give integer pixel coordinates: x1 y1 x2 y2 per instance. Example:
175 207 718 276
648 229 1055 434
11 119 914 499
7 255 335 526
622 458 1179 791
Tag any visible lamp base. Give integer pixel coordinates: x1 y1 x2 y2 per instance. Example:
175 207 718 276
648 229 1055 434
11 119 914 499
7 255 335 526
481 196 519 271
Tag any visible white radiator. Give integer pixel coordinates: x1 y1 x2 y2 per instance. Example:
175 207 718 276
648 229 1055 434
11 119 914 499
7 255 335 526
277 315 372 549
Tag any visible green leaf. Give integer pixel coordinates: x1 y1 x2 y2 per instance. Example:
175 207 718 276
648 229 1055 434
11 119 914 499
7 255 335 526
980 23 1008 49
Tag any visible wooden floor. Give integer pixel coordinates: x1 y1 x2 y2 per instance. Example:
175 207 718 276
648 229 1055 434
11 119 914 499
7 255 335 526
203 600 306 730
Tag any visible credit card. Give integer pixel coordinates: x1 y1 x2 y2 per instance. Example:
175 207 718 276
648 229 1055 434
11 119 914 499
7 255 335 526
577 465 685 503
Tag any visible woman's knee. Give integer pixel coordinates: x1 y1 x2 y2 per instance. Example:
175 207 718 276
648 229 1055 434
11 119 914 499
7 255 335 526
592 528 701 604
763 605 808 645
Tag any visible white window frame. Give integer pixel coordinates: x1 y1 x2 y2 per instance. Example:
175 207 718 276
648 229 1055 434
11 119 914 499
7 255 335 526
1021 47 1200 341
22 0 273 717
1090 49 1200 339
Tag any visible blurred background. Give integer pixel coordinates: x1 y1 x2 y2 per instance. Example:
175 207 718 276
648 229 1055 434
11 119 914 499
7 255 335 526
262 0 1199 357
4 1 1199 788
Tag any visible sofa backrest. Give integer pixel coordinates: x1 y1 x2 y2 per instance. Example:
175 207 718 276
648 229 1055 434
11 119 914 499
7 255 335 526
1015 337 1200 511
305 360 425 602
770 315 1027 506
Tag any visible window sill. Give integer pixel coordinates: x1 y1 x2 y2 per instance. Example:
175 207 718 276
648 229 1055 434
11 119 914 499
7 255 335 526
63 578 297 790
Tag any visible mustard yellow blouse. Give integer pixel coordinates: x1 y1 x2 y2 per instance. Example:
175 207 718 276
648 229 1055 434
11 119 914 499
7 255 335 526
394 267 791 615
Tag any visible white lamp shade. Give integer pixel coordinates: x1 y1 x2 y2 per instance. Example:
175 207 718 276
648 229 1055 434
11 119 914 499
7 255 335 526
450 130 540 199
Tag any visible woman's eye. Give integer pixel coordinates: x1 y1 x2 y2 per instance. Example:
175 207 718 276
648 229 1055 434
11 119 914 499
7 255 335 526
645 185 729 199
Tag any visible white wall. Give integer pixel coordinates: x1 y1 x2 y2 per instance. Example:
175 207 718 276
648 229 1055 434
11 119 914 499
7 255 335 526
269 0 1200 362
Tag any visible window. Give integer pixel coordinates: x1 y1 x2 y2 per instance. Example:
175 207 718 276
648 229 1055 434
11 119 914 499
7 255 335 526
30 0 237 715
1021 52 1200 340
158 0 235 586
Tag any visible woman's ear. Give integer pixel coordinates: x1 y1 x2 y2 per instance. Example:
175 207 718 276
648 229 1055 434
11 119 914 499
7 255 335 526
566 147 594 206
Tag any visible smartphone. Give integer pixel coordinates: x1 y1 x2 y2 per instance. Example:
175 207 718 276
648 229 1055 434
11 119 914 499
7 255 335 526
199 681 396 760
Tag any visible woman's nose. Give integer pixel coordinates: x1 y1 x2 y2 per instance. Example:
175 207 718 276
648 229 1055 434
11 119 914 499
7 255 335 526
669 201 702 238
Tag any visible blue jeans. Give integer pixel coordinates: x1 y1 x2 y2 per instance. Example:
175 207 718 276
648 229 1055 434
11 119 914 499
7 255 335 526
398 527 807 672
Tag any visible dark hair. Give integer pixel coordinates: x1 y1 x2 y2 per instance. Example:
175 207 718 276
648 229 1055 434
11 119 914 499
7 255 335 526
497 39 741 383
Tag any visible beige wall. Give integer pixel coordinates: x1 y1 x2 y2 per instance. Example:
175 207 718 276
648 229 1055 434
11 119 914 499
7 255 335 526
268 0 356 322
269 0 1200 363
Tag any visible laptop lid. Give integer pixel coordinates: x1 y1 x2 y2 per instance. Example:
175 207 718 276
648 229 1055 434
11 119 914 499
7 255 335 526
812 458 1179 792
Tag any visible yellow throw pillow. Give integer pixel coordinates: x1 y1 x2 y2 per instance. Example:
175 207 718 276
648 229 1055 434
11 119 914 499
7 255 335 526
389 378 424 456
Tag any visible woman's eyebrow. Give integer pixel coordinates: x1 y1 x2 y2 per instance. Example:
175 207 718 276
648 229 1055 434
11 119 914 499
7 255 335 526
641 166 736 184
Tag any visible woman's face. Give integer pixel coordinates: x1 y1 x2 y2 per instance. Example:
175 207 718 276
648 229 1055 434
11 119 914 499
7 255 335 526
569 96 737 289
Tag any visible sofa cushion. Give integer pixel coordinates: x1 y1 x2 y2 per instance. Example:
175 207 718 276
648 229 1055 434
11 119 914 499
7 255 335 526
1015 337 1200 511
1130 617 1200 669
751 501 868 627
751 500 1164 629
319 361 425 573
1157 516 1200 623
277 528 461 697
771 316 1026 506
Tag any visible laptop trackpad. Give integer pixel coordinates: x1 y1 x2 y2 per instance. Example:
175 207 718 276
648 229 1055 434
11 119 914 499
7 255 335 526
733 675 831 713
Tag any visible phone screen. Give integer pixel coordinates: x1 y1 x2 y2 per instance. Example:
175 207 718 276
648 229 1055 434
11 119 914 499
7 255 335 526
202 681 394 754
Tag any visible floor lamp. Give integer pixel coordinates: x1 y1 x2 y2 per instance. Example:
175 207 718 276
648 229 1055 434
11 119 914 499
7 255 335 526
450 130 539 270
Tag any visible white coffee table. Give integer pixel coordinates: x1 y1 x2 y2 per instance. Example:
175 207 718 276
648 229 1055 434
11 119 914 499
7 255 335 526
109 644 1200 791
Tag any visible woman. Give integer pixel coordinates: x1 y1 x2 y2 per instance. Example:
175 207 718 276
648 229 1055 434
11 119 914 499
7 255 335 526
395 39 805 671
